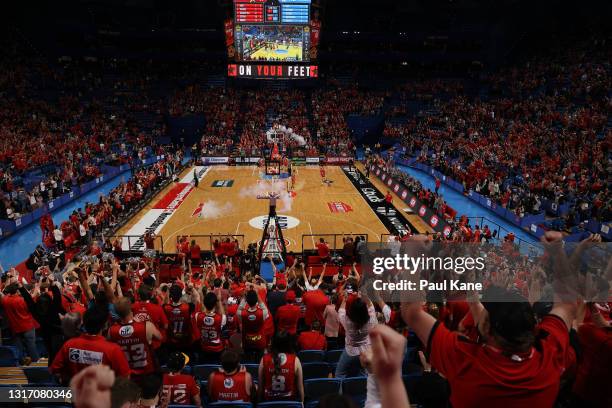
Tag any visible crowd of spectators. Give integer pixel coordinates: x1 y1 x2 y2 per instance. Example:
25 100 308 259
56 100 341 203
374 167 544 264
385 42 611 229
312 86 385 156
1 223 609 408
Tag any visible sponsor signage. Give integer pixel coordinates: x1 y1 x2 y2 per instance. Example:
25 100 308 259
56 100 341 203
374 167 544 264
324 157 352 165
234 157 261 164
306 157 320 164
327 202 353 213
202 157 229 164
212 180 234 187
369 165 451 236
342 167 414 236
228 63 318 79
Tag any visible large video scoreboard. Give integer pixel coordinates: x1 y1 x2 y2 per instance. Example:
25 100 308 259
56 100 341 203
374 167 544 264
226 0 320 79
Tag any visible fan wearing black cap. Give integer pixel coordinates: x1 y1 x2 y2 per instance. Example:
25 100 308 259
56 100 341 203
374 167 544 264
161 351 202 407
400 232 578 408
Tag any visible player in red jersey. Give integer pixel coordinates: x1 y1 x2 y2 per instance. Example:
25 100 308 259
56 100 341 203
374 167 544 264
258 331 304 402
163 284 199 352
51 306 130 385
194 291 226 363
319 165 326 183
109 298 162 379
238 289 270 358
131 285 168 349
161 352 202 407
208 350 254 403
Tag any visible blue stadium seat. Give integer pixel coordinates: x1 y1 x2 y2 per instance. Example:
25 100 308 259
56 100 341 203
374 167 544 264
23 366 57 384
342 376 367 407
324 349 343 365
297 350 325 363
207 402 253 408
258 402 302 408
0 346 20 366
192 364 220 380
301 362 330 380
304 378 341 407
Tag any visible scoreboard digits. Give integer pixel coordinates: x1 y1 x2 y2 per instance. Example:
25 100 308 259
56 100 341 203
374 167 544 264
234 0 310 25
235 0 265 23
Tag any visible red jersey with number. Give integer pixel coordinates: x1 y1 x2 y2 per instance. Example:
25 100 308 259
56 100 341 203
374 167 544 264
262 352 297 401
132 300 168 348
209 370 250 402
163 302 194 346
108 321 156 376
162 372 200 406
241 307 266 350
50 334 130 380
194 311 226 352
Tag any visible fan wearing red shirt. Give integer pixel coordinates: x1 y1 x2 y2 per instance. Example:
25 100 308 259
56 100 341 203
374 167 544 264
109 298 162 379
190 240 202 266
0 283 40 363
163 285 198 351
571 304 612 407
303 288 329 326
238 289 270 356
316 238 330 262
297 320 327 350
402 241 576 408
225 297 240 338
194 291 226 363
51 306 130 385
132 285 168 349
162 352 202 407
208 350 254 403
258 331 304 403
275 291 301 335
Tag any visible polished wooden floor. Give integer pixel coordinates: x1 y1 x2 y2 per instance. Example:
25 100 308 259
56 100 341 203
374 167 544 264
118 165 393 253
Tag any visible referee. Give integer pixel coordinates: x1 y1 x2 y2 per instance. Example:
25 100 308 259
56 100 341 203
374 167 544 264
193 168 199 188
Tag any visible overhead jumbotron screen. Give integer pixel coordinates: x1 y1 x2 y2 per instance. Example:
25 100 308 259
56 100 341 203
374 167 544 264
226 0 320 79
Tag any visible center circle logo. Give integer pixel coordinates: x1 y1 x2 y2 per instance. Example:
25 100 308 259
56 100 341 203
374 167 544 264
248 215 300 230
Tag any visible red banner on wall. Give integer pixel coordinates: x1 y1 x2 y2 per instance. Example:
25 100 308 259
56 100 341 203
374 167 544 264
224 19 236 59
310 20 321 59
224 19 234 47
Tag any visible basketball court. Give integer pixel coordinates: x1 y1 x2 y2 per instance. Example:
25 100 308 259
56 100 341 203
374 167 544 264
249 43 303 61
116 165 426 254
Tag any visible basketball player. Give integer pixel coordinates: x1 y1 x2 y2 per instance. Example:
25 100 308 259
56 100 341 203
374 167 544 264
320 165 326 184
